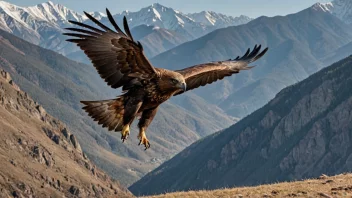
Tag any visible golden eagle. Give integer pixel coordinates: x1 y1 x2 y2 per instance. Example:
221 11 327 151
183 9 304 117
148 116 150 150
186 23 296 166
64 9 268 150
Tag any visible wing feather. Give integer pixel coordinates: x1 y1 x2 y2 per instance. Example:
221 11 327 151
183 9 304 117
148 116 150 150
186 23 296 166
176 45 268 95
123 16 134 41
106 8 125 34
64 9 158 90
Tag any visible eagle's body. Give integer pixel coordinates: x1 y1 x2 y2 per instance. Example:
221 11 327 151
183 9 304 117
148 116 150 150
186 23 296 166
65 9 268 150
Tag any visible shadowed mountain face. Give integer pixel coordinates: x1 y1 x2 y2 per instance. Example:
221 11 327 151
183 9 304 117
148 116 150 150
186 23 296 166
0 29 233 186
129 54 352 196
151 6 352 118
0 70 132 197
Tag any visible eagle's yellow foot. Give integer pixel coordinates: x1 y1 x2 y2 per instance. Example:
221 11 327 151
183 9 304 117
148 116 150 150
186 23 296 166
121 125 130 142
138 128 150 150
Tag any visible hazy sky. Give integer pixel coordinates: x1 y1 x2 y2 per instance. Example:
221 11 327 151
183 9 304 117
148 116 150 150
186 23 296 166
7 0 330 18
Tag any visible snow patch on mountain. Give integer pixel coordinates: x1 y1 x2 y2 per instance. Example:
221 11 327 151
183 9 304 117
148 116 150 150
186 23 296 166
314 0 352 24
187 11 252 27
88 11 106 20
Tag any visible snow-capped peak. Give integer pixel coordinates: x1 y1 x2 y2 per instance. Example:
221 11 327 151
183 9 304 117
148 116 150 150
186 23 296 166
28 1 87 24
114 3 252 39
312 2 333 12
187 11 252 27
88 11 107 20
314 0 352 24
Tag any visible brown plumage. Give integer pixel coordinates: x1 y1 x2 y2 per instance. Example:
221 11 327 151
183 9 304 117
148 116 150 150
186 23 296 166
64 9 268 150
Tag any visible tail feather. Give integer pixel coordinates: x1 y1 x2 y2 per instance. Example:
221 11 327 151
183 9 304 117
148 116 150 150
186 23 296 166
81 97 125 132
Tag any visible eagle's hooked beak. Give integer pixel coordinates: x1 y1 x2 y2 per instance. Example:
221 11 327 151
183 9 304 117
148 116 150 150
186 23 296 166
180 82 187 92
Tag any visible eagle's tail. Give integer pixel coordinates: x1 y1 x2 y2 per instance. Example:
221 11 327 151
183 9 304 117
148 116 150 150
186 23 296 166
81 97 125 132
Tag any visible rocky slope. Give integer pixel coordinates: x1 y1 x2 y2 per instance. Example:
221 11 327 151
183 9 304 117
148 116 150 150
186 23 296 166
151 5 352 118
0 27 233 186
130 55 352 196
0 69 132 197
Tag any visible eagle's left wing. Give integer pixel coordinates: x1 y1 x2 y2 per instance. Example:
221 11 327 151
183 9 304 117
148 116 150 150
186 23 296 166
64 9 159 90
175 45 268 95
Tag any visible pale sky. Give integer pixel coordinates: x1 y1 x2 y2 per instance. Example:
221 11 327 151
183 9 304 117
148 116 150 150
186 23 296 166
6 0 330 18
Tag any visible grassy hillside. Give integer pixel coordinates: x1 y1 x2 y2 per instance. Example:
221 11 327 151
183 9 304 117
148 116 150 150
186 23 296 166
145 173 352 198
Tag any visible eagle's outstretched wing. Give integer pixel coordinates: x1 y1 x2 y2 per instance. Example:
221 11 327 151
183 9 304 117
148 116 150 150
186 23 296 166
175 45 268 95
64 9 158 90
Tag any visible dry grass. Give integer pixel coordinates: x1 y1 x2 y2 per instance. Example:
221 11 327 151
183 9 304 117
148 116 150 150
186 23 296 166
145 173 352 198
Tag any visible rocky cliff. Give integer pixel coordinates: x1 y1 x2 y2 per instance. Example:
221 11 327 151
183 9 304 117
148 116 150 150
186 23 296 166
130 55 352 196
0 69 132 197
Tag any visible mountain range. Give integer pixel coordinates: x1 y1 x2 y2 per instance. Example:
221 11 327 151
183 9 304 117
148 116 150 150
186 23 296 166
3 0 351 118
130 53 352 196
106 3 252 40
0 1 251 58
151 2 352 118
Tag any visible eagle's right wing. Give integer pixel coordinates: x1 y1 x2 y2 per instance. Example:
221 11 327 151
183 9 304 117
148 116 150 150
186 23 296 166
175 45 268 95
64 9 159 90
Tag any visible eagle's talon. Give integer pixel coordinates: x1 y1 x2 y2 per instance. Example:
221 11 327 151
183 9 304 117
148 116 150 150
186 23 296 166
144 142 151 150
121 125 130 142
138 128 150 150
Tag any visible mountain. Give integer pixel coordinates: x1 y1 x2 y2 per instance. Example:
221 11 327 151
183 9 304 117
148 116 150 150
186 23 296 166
187 11 252 28
131 24 189 57
130 54 352 196
323 41 352 66
150 5 352 118
88 11 107 20
0 27 233 186
0 1 251 59
316 0 352 24
0 69 132 197
0 1 86 55
107 3 252 40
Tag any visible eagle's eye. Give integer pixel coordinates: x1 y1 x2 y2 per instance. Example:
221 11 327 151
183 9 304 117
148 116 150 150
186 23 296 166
171 79 178 84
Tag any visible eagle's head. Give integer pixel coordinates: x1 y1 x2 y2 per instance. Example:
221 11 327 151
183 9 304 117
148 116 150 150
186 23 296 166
158 70 186 93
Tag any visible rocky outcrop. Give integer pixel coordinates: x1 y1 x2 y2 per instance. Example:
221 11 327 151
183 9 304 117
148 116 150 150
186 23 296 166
130 56 352 196
0 69 132 197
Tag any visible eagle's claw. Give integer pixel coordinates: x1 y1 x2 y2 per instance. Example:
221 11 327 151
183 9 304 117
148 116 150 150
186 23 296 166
121 125 130 143
138 129 150 150
139 138 150 150
121 135 128 142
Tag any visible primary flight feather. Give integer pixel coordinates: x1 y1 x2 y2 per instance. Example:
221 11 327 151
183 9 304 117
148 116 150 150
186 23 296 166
64 9 268 150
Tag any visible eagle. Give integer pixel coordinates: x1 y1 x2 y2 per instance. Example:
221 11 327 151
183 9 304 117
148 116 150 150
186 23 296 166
64 9 268 150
